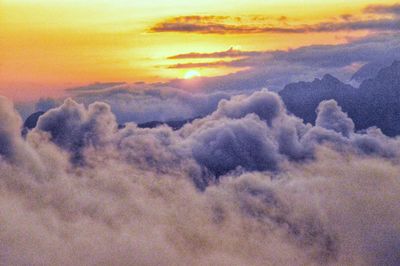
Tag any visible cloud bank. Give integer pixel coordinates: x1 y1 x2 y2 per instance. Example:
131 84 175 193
66 85 233 124
1 89 400 265
150 5 400 35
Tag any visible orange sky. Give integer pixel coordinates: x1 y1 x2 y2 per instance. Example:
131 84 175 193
0 0 398 101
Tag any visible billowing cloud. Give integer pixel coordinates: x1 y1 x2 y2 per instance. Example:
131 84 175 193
315 100 354 137
1 89 400 265
35 99 118 163
0 97 24 159
1 88 400 265
212 90 284 124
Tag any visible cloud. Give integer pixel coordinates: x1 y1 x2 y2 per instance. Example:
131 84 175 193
151 21 302 34
35 99 118 163
168 48 261 59
68 84 233 124
225 33 400 70
168 60 233 69
0 97 23 159
150 14 400 35
35 98 59 112
1 89 400 265
0 90 400 265
187 115 281 178
364 3 400 15
212 90 284 124
315 100 354 137
65 82 127 93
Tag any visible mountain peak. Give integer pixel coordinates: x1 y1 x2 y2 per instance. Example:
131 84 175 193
321 74 340 83
373 60 400 83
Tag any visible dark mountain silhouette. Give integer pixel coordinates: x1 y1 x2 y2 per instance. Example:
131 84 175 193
279 74 356 124
23 111 45 129
137 118 197 130
21 111 45 136
280 60 400 136
350 61 390 83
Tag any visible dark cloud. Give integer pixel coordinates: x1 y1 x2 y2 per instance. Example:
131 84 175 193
151 21 304 34
35 99 118 162
150 14 400 34
364 3 400 15
188 115 281 178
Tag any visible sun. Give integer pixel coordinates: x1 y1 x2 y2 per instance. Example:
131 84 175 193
184 70 201 79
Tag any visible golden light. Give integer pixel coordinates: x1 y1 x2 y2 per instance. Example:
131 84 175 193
184 70 201 79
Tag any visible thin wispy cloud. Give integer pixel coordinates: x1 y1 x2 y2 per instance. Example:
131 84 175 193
168 48 262 59
65 82 127 93
168 60 237 69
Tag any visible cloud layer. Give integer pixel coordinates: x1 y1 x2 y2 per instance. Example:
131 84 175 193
1 89 400 265
150 5 400 35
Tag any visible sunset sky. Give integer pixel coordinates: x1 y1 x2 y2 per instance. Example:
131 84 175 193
1 0 399 100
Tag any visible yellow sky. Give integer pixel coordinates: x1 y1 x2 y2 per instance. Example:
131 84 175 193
0 0 398 100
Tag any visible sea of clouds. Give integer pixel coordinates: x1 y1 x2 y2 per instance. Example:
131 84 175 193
1 90 400 265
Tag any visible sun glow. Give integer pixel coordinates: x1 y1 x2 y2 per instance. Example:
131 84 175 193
184 70 201 79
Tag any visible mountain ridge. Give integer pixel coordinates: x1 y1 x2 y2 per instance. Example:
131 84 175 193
280 60 400 136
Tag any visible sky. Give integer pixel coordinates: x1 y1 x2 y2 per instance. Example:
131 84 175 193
0 0 399 101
